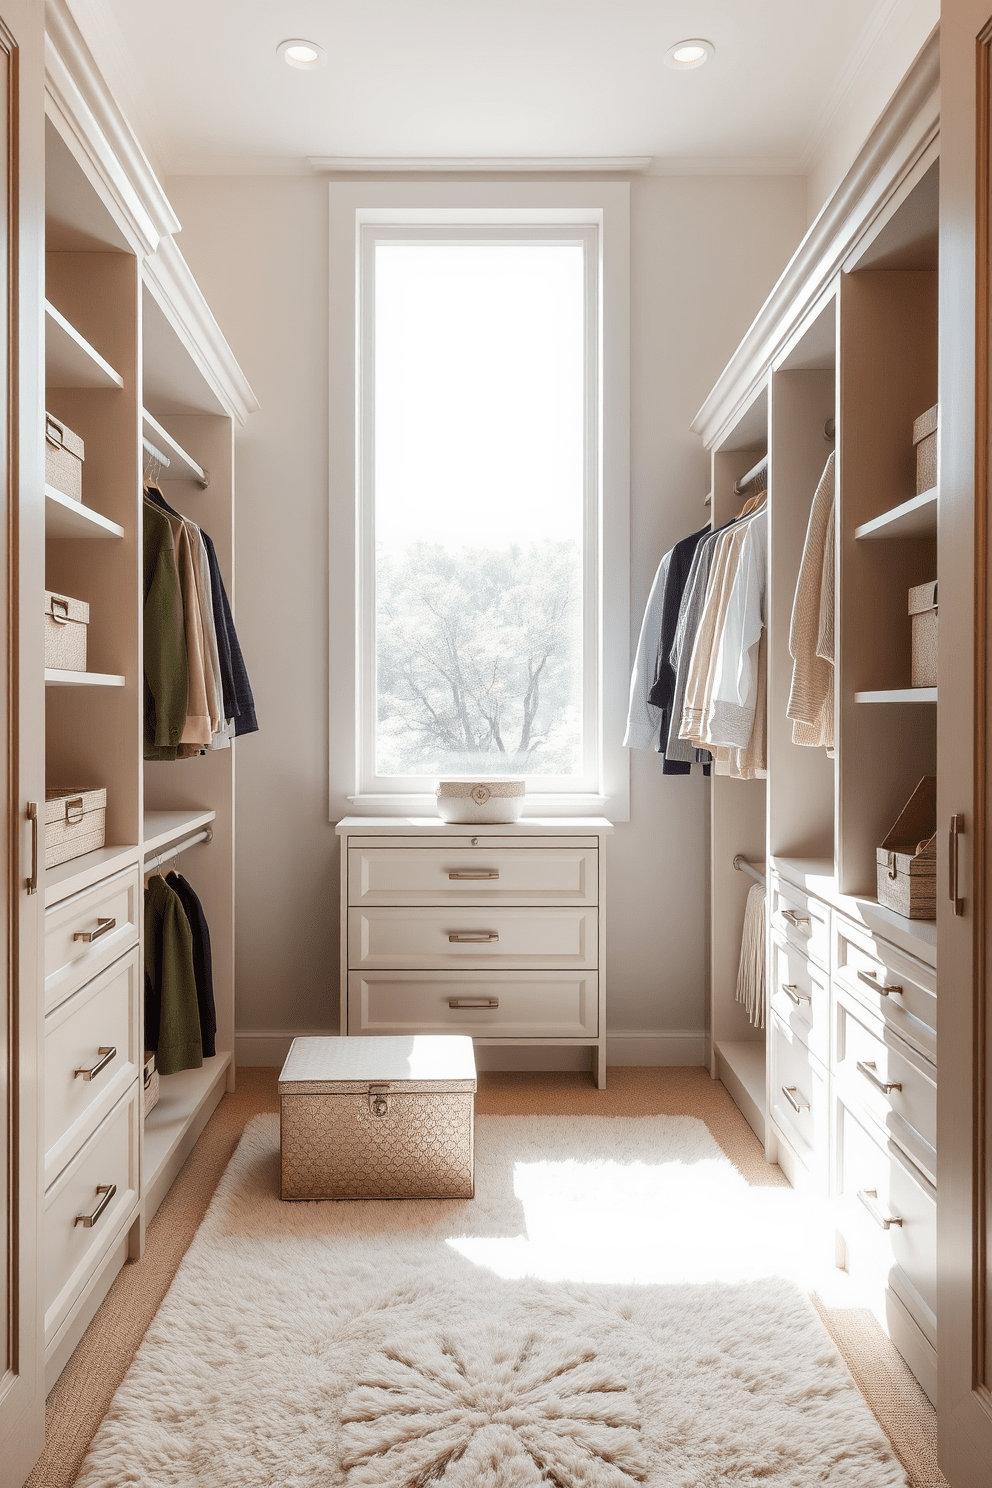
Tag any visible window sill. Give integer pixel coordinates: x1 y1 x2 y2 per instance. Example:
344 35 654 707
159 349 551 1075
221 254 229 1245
345 792 616 820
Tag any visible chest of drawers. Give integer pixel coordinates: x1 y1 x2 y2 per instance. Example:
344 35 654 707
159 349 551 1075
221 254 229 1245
336 818 612 1087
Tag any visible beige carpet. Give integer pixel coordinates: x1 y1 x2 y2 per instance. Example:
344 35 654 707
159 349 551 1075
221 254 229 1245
25 1066 945 1488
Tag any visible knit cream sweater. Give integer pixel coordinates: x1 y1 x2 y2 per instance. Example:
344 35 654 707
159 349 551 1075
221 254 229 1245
787 452 835 750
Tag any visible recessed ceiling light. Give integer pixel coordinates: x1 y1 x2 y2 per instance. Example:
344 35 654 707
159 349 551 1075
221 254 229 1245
664 38 715 71
277 38 327 71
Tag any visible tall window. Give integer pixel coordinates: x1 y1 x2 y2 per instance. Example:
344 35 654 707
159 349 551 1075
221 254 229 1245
360 226 599 793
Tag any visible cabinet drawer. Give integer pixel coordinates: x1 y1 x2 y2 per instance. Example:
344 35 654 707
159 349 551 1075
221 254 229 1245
45 864 140 1011
832 912 936 1063
769 933 828 1063
348 906 598 970
834 984 936 1186
769 1012 829 1178
348 846 598 907
770 875 829 969
348 971 599 1037
834 1089 936 1346
44 947 140 1187
43 1083 139 1346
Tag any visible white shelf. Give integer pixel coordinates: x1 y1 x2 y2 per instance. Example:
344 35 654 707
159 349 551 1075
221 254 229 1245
141 409 208 486
714 1040 765 1145
855 487 937 540
143 1055 231 1224
45 485 124 540
855 688 937 703
44 669 125 687
44 843 140 907
143 807 217 856
45 300 123 390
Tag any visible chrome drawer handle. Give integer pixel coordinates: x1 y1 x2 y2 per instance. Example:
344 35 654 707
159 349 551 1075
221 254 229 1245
448 932 499 943
856 968 901 997
781 983 811 1006
73 916 116 944
856 1059 902 1095
858 1187 903 1230
782 910 811 932
449 870 499 880
75 1183 116 1228
74 1046 116 1081
448 997 499 1008
782 1085 809 1114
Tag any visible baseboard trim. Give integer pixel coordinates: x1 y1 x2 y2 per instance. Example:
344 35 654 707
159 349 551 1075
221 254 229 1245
237 1028 707 1070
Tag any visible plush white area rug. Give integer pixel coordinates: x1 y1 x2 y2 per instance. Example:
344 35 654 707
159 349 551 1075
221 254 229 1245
77 1114 907 1487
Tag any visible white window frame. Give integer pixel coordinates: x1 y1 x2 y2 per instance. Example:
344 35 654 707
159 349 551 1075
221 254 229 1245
328 182 630 821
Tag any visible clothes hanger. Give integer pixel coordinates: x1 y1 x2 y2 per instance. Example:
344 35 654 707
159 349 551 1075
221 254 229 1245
738 487 767 519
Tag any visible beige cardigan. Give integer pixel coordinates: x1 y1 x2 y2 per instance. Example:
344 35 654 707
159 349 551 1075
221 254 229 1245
787 453 835 750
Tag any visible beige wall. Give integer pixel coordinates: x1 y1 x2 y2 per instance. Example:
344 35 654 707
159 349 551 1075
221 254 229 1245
165 170 807 1069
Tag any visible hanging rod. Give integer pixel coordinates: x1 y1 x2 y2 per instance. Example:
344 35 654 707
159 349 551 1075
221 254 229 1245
144 826 213 872
733 454 768 496
733 853 766 886
141 436 171 469
824 418 836 441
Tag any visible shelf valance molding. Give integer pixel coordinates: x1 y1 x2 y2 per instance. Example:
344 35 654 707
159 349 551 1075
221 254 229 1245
691 26 940 451
44 0 179 256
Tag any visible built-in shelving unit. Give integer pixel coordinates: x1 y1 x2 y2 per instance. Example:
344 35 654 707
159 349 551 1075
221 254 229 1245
44 299 123 389
143 807 217 856
43 843 140 907
44 669 126 687
855 687 937 703
141 408 208 486
45 486 124 540
855 487 937 540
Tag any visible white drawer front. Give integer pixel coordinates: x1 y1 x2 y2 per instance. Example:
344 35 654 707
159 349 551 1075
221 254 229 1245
348 906 598 970
833 985 936 1186
44 1084 139 1346
45 864 140 1011
769 933 828 1063
769 1012 828 1178
834 1090 936 1346
45 947 140 1187
770 875 829 970
348 971 599 1037
832 912 936 1062
348 846 598 907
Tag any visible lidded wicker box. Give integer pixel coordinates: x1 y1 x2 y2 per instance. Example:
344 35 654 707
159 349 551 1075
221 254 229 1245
876 775 937 920
44 590 88 671
45 412 84 502
279 1035 477 1201
909 580 937 688
913 404 938 495
44 787 106 868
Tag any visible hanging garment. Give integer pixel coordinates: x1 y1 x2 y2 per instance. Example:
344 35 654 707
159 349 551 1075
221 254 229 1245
145 874 203 1076
647 525 713 775
736 882 766 1028
623 548 673 751
143 495 211 755
200 528 259 737
679 521 750 747
700 508 768 751
166 871 216 1058
188 523 225 737
143 499 189 755
787 452 835 750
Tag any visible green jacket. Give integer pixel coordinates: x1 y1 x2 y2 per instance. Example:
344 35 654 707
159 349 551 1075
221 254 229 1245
145 874 203 1076
143 498 188 759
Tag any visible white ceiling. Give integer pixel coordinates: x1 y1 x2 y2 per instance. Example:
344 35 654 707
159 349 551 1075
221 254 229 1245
66 0 924 178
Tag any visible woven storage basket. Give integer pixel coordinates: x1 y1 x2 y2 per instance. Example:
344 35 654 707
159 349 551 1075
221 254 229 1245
876 776 937 919
909 580 937 688
44 590 88 671
913 404 938 496
436 778 525 824
45 412 84 502
44 787 106 869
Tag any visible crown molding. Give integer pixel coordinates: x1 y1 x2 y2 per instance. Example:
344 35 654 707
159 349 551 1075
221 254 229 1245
143 236 260 427
308 155 653 175
691 25 939 450
45 0 179 255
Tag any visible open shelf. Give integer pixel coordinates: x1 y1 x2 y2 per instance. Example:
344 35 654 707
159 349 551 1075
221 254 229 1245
45 300 123 389
44 843 140 907
855 487 937 540
141 409 208 486
45 669 125 687
45 485 124 540
143 807 217 856
855 687 937 703
143 1055 231 1224
714 1040 765 1144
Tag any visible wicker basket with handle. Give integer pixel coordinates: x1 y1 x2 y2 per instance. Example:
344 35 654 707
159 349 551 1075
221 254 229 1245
45 412 84 501
44 590 88 671
44 787 106 868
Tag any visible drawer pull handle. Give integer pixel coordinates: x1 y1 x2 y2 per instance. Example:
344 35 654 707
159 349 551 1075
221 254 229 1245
49 594 70 626
857 1187 903 1230
949 812 965 916
781 983 811 1006
782 910 811 933
449 870 499 881
448 997 499 1009
856 968 901 996
448 932 499 943
782 1085 809 1115
74 1046 117 1081
73 916 116 944
26 801 38 895
75 1183 116 1228
856 1059 902 1096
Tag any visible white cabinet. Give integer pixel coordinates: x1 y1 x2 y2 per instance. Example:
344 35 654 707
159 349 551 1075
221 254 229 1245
337 819 612 1087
